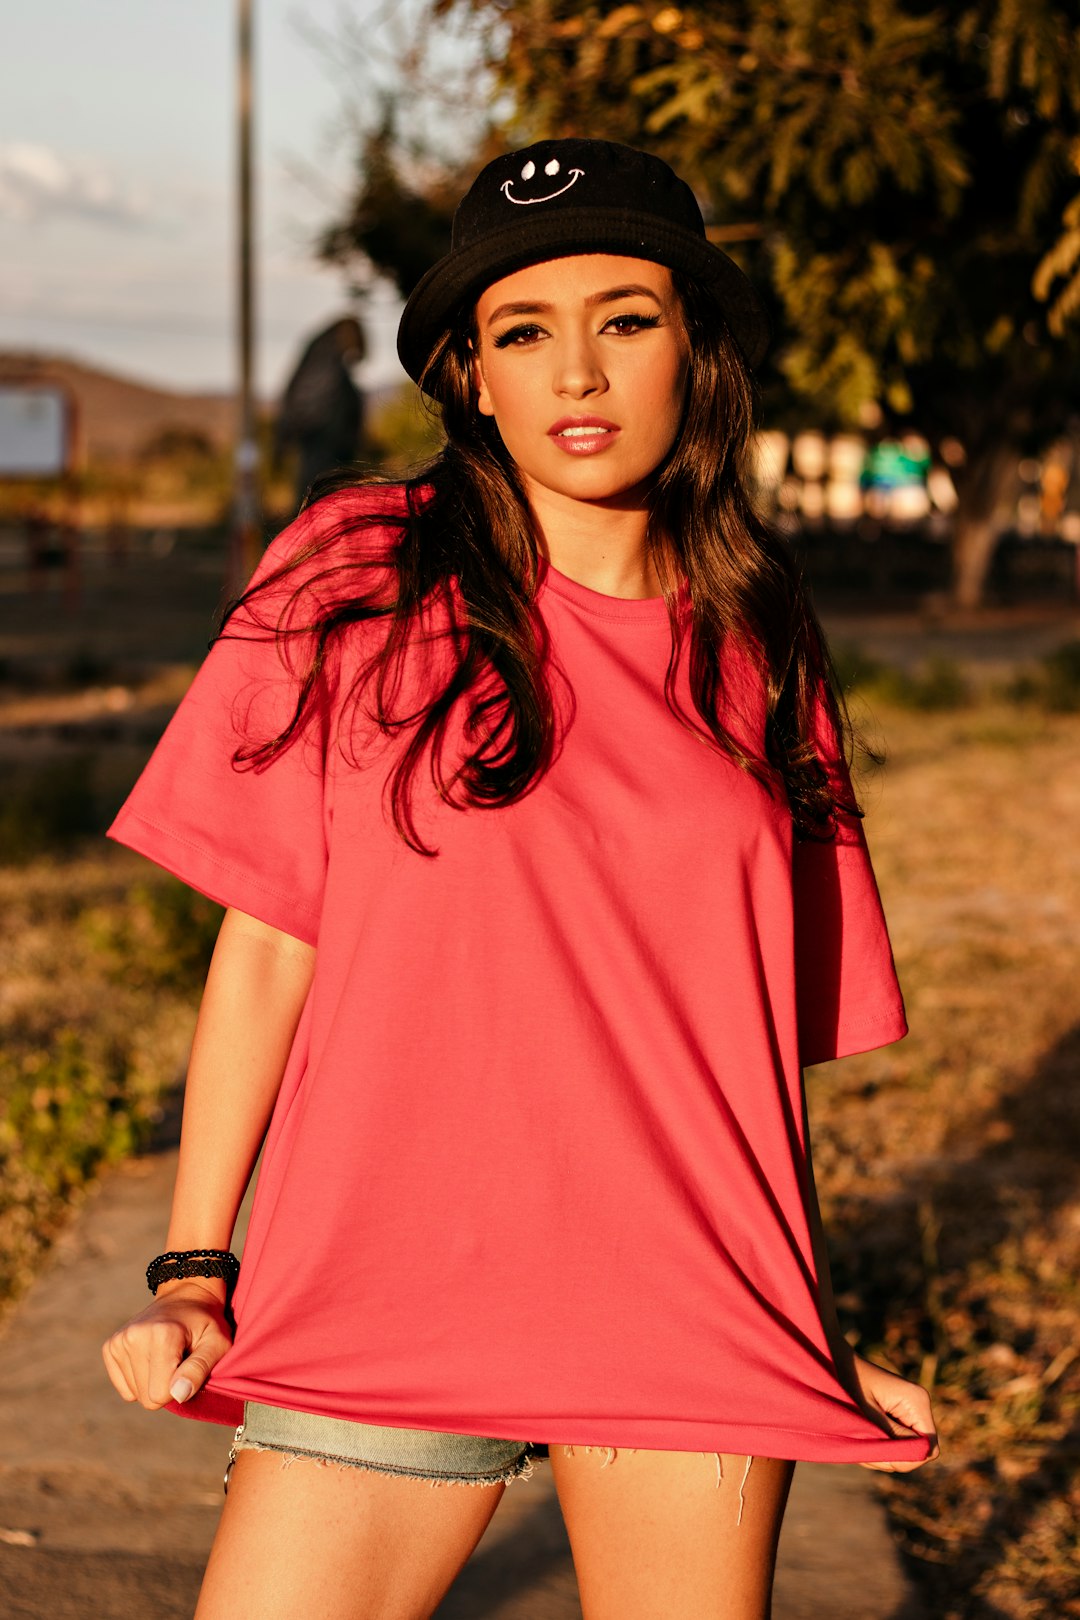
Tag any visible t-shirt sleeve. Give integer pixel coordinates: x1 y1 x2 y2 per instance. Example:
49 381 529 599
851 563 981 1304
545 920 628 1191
106 505 349 946
793 699 908 1067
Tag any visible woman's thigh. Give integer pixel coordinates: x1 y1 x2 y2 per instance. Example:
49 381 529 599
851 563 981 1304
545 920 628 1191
195 1449 507 1620
548 1445 795 1620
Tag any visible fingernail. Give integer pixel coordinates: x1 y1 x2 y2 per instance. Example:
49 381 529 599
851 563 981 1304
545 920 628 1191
170 1376 194 1403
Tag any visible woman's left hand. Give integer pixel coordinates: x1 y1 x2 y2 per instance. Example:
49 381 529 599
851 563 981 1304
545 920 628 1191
840 1348 940 1472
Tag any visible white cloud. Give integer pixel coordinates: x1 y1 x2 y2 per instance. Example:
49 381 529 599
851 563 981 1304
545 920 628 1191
0 143 152 227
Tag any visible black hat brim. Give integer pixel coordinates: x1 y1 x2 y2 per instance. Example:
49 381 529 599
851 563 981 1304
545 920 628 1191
397 207 770 394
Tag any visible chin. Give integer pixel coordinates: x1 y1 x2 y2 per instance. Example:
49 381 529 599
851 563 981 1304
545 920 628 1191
531 457 658 504
543 477 649 507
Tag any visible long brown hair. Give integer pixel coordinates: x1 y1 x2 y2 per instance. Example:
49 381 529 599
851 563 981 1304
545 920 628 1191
223 269 855 857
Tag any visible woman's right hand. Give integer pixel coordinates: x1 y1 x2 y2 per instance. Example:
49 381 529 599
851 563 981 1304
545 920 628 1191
101 1280 234 1410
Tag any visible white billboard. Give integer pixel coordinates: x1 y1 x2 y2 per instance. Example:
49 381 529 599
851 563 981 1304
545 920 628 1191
0 385 70 476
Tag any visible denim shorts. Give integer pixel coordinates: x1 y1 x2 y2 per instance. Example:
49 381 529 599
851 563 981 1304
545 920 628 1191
225 1401 544 1492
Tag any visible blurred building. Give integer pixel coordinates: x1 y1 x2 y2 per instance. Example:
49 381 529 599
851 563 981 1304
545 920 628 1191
751 426 1080 599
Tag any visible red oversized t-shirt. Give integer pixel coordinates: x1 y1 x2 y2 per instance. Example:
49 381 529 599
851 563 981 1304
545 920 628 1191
109 486 928 1464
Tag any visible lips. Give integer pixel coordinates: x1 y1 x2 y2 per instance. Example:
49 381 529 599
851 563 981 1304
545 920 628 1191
547 415 621 456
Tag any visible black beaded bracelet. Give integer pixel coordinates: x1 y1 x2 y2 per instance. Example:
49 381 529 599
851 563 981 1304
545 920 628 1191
146 1249 240 1297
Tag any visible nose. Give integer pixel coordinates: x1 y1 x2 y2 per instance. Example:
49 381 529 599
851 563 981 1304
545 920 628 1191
552 330 608 400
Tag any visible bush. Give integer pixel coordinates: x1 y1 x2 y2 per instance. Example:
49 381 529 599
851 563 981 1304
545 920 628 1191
366 385 445 473
831 642 887 694
1041 640 1080 712
0 755 99 862
898 657 972 712
834 645 971 711
0 1031 163 1300
0 1032 154 1197
1007 640 1080 713
0 869 223 1305
79 878 223 995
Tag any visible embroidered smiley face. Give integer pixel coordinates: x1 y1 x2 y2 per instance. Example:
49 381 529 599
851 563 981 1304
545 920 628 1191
501 157 585 206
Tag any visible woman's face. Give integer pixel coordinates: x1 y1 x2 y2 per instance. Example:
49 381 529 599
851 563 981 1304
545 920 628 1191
470 254 690 513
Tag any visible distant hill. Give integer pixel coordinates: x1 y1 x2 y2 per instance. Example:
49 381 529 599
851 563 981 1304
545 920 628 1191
0 352 241 467
0 353 406 472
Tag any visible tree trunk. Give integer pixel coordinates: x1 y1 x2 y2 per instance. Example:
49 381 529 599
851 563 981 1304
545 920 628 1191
950 442 1019 610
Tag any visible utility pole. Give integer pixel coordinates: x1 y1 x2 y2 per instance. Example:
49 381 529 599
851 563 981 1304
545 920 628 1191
230 0 259 591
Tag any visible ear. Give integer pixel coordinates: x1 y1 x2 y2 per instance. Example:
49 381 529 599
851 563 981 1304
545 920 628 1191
468 338 495 418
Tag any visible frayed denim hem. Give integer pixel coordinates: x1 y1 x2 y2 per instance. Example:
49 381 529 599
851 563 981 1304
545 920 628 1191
224 1424 537 1495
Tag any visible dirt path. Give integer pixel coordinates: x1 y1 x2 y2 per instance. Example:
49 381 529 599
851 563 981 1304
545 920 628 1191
0 1141 921 1619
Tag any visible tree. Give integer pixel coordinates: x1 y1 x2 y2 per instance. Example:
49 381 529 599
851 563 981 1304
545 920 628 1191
327 2 1080 606
1034 136 1080 333
319 104 460 296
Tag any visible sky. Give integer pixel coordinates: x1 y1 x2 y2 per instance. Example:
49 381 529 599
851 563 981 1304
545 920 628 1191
0 0 477 399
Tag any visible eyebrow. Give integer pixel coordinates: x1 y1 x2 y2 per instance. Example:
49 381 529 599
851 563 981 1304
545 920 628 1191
484 284 665 326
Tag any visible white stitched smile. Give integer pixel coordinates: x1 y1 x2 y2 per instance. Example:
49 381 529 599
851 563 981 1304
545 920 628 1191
502 168 585 206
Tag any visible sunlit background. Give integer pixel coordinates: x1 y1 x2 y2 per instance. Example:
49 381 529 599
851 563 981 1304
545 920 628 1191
1 8 1079 1619
0 0 412 394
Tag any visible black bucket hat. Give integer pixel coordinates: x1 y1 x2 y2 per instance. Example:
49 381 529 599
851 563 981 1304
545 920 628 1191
396 138 770 395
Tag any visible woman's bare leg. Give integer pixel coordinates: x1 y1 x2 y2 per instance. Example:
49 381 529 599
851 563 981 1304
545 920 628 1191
195 1451 507 1620
549 1446 794 1620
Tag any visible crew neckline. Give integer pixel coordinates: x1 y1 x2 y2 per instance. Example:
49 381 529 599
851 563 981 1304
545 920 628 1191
537 557 688 622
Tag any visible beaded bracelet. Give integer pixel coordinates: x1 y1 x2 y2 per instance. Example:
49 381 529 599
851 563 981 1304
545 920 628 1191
146 1249 240 1298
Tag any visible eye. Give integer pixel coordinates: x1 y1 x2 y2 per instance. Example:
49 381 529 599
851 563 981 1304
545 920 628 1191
521 160 536 180
544 158 560 176
603 312 662 335
492 322 546 349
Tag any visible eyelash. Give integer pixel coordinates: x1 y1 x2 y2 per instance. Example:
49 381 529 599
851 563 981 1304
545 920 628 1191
492 312 662 349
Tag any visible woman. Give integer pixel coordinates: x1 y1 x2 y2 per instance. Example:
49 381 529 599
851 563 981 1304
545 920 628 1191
102 139 938 1620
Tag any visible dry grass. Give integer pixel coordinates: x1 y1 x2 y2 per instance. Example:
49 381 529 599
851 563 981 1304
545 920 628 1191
0 848 221 1312
814 699 1080 1619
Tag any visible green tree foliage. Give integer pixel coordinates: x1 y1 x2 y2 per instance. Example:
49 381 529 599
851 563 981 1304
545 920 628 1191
329 2 1080 606
319 98 503 296
1034 137 1080 333
320 110 452 295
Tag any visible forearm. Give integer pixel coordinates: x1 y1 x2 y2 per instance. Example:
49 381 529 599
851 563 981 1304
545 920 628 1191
162 906 316 1263
103 909 314 1408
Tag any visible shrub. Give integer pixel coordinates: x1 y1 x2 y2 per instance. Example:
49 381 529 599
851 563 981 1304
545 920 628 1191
834 644 971 711
79 879 223 995
1041 640 1080 712
0 1031 162 1300
1007 640 1080 713
0 755 99 862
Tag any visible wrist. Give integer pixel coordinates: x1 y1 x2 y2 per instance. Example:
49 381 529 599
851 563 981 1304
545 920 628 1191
152 1273 230 1306
147 1247 239 1303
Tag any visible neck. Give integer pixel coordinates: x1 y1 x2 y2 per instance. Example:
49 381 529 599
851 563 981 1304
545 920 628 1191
524 480 664 599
